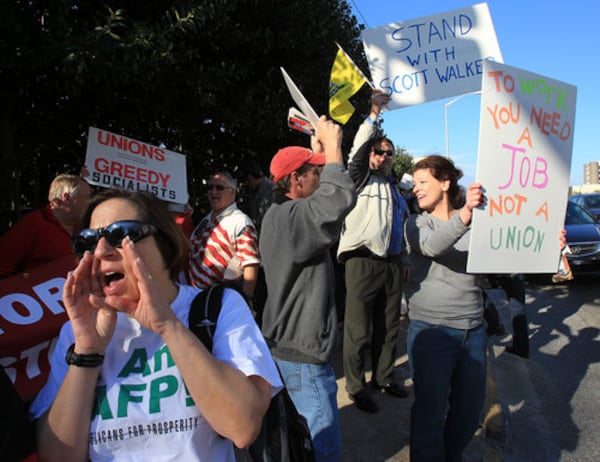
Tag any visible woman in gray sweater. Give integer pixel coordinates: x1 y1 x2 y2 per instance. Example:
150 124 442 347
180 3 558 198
404 155 486 462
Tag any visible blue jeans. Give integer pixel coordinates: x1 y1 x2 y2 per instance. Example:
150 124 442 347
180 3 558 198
407 320 487 462
274 358 341 462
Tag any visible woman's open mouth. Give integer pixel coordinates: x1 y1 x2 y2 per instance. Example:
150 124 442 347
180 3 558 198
103 271 125 295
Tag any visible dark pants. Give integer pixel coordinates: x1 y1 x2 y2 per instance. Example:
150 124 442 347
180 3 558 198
343 256 403 394
493 274 525 304
407 321 487 462
492 274 529 358
252 266 268 327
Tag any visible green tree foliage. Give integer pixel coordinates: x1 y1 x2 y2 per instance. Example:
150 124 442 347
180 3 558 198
0 0 370 231
392 147 414 181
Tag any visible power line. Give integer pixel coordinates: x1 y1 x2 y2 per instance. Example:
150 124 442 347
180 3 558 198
349 0 370 29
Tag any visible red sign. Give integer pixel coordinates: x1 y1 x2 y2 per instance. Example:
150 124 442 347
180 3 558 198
0 255 77 400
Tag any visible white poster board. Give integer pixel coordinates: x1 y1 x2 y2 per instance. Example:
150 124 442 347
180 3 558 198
280 67 320 127
467 61 577 273
85 127 189 204
362 2 503 110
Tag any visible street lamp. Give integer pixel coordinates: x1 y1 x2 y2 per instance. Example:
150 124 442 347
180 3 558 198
444 92 480 159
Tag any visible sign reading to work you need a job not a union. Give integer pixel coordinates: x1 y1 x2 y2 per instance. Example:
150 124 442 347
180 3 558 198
85 127 189 204
361 2 503 110
468 60 577 274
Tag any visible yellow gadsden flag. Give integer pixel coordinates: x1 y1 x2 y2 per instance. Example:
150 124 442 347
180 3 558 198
329 44 370 124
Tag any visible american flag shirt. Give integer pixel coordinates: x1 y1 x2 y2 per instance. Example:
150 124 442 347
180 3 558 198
188 203 260 289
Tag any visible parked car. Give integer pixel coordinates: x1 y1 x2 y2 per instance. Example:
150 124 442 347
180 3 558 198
570 192 600 222
564 200 600 276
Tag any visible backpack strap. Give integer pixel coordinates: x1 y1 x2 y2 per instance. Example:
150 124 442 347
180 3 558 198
189 284 226 351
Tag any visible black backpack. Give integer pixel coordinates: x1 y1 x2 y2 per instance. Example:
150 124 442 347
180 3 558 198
189 284 316 462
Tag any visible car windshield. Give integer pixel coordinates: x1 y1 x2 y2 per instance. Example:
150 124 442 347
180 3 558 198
566 202 596 225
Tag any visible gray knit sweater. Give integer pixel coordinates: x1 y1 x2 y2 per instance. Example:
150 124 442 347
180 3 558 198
259 163 356 363
405 212 483 330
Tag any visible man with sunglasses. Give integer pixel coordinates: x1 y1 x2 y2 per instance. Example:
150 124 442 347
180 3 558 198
259 116 356 462
187 171 260 303
337 90 410 413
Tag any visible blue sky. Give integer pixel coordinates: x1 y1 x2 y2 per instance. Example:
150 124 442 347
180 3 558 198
347 0 598 186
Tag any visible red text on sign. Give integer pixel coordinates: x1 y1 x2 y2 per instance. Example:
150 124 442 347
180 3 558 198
94 158 171 188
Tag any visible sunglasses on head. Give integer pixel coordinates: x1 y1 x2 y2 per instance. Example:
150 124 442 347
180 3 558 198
207 184 232 191
72 220 157 256
373 148 394 157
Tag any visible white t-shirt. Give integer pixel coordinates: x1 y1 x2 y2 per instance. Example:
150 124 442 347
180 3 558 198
30 284 282 462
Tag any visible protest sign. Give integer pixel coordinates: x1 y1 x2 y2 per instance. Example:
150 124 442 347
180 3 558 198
467 60 576 273
362 2 503 110
0 255 75 399
288 107 315 135
281 67 320 128
85 127 189 204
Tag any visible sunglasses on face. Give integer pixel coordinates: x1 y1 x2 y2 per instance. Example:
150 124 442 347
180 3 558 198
373 148 394 157
72 220 157 256
207 184 232 191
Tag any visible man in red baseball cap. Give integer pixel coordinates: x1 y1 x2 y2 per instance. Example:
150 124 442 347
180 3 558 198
259 116 356 462
270 146 325 184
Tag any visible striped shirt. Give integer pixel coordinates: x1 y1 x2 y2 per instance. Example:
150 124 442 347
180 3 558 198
188 203 260 289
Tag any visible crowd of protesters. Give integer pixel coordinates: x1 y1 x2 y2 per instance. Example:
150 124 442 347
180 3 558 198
1 88 568 462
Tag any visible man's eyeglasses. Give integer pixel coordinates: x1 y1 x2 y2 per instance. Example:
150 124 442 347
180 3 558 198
72 220 157 256
373 148 394 157
207 184 233 191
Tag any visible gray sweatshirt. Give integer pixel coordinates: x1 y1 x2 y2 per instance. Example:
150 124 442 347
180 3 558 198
405 212 483 330
259 163 356 363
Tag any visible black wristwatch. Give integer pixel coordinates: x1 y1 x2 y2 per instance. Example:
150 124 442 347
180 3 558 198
65 343 104 367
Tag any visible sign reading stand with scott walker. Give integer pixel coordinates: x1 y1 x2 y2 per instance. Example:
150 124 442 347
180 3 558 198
361 2 503 110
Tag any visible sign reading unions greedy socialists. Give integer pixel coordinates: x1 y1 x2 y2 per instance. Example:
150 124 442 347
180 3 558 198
361 2 503 109
467 61 577 273
86 127 189 204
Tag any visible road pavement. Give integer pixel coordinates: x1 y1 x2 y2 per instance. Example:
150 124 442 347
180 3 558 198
334 277 600 461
